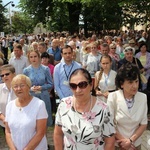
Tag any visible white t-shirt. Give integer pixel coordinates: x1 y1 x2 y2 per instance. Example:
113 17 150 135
5 97 48 150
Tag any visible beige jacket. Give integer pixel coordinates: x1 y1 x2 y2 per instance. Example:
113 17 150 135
107 89 147 147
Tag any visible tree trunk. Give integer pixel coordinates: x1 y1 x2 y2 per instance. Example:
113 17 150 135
67 2 82 34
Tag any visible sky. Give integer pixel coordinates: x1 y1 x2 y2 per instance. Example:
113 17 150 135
2 0 20 11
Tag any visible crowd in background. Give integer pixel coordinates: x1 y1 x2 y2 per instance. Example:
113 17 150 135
0 29 150 149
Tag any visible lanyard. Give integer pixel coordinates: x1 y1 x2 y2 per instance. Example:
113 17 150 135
104 71 110 86
63 63 74 80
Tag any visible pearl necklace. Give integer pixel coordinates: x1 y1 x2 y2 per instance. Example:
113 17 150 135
73 95 92 115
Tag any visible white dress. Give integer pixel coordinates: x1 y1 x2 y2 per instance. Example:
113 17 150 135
5 97 48 150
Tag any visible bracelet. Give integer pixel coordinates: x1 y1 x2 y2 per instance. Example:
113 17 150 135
129 138 133 144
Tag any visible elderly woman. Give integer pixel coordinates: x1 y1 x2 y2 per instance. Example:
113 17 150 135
5 74 48 150
107 63 147 150
23 49 53 126
0 65 16 132
135 43 150 90
54 68 115 150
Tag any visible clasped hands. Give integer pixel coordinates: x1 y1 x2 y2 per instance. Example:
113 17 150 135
96 90 109 98
31 85 41 92
117 138 136 150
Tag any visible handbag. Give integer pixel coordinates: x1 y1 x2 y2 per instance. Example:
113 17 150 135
140 73 148 84
135 58 148 84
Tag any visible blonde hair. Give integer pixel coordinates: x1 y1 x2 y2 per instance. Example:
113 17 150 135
11 74 32 88
95 68 103 90
27 49 41 63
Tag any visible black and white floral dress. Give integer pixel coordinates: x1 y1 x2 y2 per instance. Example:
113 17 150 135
55 96 115 150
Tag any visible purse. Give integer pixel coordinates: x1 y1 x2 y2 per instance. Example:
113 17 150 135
135 58 148 84
140 73 148 84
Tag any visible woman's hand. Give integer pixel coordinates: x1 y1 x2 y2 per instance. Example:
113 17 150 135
117 138 132 150
103 91 109 98
31 86 41 92
96 90 103 96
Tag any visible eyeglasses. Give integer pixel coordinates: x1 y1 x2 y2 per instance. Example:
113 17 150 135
13 84 26 90
124 48 133 52
69 81 89 90
91 47 97 49
0 72 11 78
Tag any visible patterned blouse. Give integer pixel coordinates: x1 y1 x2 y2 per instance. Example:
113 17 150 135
55 96 115 150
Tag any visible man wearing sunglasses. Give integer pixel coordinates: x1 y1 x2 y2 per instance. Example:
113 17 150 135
54 45 81 100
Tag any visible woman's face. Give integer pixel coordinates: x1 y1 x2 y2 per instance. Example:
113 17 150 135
12 79 30 99
100 57 112 71
29 52 40 64
41 57 49 65
91 45 97 53
125 51 133 62
109 46 116 54
0 69 15 84
121 78 139 97
140 45 147 53
69 72 92 100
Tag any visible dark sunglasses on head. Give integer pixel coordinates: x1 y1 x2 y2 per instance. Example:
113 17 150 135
69 81 89 90
0 72 11 78
124 48 133 52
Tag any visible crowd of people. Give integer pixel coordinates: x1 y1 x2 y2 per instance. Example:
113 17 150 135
0 30 149 149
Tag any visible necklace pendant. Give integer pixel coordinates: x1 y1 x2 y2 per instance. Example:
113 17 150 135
19 107 22 111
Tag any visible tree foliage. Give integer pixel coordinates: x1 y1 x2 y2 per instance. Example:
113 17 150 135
11 12 35 34
15 0 150 34
0 0 7 32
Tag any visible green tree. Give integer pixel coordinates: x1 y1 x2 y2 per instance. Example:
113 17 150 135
11 12 35 34
119 0 150 30
0 0 7 32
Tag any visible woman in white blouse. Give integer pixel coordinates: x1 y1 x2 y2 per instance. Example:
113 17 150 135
94 54 117 102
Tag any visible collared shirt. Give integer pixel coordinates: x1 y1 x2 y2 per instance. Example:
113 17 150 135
47 47 62 61
0 83 16 127
54 60 81 99
9 55 29 74
2 84 13 103
85 52 102 77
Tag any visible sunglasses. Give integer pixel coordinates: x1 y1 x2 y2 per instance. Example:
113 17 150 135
0 72 11 78
69 81 89 90
111 47 116 49
124 48 133 52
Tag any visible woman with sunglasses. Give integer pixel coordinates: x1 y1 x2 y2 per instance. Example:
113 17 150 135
94 55 117 102
54 68 115 150
109 43 120 63
107 63 147 150
0 64 16 133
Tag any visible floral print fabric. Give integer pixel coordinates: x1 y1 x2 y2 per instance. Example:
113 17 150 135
55 96 115 150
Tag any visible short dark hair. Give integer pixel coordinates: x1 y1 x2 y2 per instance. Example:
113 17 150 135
69 68 92 84
139 42 147 50
14 44 22 50
115 62 140 89
61 45 73 53
41 52 50 59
